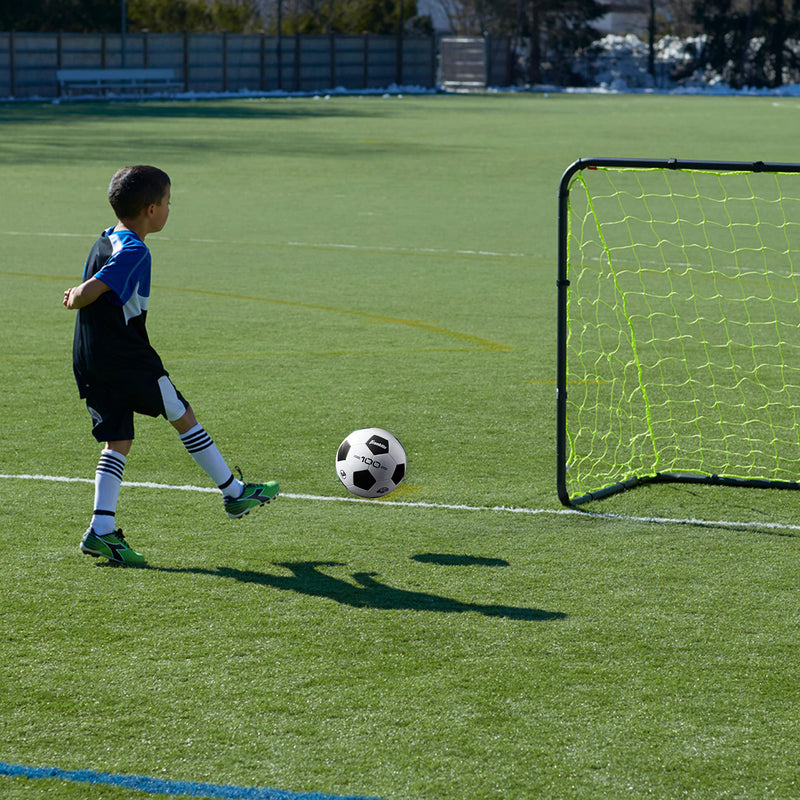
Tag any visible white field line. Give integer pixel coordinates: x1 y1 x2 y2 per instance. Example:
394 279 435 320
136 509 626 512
2 473 799 533
0 230 528 260
281 240 527 259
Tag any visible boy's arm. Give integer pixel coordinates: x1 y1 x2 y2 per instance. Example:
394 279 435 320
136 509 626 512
63 277 111 310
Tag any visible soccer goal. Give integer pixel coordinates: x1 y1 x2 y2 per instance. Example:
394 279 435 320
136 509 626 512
557 158 800 507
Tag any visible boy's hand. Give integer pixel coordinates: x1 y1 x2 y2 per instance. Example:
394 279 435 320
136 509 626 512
63 277 110 310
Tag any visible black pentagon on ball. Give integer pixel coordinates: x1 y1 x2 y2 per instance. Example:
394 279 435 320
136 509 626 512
352 469 377 491
365 435 389 456
391 462 406 484
337 440 351 462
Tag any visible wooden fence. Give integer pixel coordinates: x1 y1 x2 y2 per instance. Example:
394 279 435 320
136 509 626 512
0 31 513 98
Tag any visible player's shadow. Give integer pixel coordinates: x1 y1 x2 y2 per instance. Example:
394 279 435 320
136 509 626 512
152 560 566 621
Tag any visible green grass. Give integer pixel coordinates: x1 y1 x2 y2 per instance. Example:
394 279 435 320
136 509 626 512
2 93 800 800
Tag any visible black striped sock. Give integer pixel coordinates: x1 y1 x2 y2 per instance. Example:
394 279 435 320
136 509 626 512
91 449 126 535
179 423 240 493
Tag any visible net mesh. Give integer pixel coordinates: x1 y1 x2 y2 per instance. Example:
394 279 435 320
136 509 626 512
564 165 800 500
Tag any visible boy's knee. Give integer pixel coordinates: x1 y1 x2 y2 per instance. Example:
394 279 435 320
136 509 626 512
170 406 198 435
105 440 133 457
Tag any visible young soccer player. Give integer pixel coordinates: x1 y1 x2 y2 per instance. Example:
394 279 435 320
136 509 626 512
63 165 279 566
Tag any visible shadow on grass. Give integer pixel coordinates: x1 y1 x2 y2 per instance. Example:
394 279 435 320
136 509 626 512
0 98 383 126
411 553 510 567
150 560 566 621
0 98 425 166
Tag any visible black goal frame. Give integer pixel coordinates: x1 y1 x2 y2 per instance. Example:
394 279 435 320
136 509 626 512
556 157 800 508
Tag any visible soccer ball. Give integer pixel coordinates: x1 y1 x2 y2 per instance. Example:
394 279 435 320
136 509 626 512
336 428 407 498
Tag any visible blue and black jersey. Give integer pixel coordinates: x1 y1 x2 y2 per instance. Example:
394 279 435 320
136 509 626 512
72 227 167 397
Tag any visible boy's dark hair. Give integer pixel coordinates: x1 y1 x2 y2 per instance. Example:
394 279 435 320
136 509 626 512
108 165 170 220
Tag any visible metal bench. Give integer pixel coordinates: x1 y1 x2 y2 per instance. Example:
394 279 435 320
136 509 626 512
56 68 183 97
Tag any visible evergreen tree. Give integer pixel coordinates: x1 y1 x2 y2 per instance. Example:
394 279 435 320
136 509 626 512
0 0 259 33
127 0 259 33
267 0 419 34
691 0 800 87
0 0 121 32
538 0 604 84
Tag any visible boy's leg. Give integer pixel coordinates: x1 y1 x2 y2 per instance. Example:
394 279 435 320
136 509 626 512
90 444 130 534
158 379 239 496
171 407 243 498
80 440 146 566
76 383 145 564
171 406 279 518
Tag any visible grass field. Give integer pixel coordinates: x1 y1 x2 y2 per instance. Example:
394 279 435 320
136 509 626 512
2 92 800 800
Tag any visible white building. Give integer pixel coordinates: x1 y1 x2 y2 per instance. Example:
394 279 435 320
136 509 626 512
417 0 653 37
594 1 651 37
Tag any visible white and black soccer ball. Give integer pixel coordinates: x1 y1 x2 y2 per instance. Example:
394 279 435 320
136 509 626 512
336 427 407 498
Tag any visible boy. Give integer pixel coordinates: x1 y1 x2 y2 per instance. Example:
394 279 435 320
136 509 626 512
64 165 278 566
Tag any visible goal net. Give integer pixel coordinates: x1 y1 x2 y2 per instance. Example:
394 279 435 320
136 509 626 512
557 158 800 506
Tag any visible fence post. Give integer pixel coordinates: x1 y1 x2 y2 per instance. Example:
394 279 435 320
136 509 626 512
259 33 265 91
329 33 335 88
121 0 127 66
363 33 369 88
277 31 283 90
294 33 301 91
277 0 283 90
183 31 190 91
10 31 16 98
395 19 404 85
275 30 283 91
222 31 228 92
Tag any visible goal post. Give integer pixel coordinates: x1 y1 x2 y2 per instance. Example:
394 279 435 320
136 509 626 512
557 157 800 507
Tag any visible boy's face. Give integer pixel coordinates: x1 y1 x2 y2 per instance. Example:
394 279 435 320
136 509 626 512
149 185 171 233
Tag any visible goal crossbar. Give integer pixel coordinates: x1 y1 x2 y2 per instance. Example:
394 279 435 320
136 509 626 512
557 158 800 507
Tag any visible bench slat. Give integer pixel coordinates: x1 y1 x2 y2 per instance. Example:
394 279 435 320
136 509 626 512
57 68 180 97
57 68 176 82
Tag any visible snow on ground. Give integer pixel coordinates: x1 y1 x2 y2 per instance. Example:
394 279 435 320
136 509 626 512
570 33 800 96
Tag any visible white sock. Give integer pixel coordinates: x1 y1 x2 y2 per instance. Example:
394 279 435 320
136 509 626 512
179 423 243 498
91 449 126 535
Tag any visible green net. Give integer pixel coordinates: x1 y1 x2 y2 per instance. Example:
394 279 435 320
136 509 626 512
563 164 800 501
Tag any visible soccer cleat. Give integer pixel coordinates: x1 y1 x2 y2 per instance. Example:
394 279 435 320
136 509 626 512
80 528 146 566
224 473 280 519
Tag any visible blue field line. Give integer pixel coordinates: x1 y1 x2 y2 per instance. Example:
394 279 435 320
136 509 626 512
0 762 390 800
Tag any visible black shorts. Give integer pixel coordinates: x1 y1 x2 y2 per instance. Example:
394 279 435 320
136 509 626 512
83 373 189 443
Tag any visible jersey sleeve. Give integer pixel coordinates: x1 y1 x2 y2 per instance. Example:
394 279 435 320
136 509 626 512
94 238 151 306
